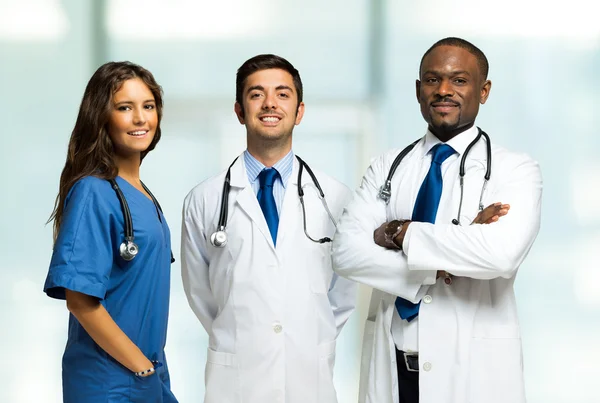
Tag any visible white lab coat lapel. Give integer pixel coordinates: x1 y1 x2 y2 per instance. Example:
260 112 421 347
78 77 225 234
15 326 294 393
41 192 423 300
228 153 277 252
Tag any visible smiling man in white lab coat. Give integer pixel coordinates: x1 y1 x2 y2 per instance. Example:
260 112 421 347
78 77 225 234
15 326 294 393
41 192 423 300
181 54 357 403
332 38 543 403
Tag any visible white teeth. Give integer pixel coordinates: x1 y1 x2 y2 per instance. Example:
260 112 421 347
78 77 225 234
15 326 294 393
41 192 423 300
261 117 279 122
129 131 147 136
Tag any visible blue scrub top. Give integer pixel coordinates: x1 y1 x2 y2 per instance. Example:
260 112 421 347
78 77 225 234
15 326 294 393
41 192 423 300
44 176 178 403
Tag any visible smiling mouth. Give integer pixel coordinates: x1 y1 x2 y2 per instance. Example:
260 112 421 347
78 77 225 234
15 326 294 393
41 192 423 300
127 130 149 137
260 116 281 122
259 116 282 126
431 103 459 113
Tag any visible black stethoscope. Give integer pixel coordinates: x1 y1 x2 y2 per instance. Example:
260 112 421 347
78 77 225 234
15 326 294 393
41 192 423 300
210 155 337 247
108 179 175 263
377 127 492 225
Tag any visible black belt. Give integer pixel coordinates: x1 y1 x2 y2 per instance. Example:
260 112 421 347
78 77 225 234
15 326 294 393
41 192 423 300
398 349 419 372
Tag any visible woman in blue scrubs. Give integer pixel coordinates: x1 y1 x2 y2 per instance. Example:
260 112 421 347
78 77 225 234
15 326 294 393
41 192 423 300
44 61 178 402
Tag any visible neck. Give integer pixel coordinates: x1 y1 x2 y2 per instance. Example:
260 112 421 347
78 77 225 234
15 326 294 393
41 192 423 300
246 137 292 167
429 122 475 143
114 153 142 183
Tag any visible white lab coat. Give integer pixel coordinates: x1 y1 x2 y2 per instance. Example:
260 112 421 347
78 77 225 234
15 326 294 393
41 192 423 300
332 128 543 403
181 154 357 403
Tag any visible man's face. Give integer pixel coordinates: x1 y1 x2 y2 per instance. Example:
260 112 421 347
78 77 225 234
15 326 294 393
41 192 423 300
416 45 491 136
235 68 304 144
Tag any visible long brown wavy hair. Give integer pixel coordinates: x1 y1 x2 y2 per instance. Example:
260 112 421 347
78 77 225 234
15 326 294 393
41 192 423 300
48 61 164 241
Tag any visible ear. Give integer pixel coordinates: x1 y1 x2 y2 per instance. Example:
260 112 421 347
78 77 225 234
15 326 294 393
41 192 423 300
480 80 492 105
294 102 305 125
415 79 421 103
234 102 245 124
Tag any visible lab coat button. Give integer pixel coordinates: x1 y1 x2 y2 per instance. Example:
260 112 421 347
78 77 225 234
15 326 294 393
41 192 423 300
273 324 283 333
444 276 453 285
423 295 432 304
423 362 432 371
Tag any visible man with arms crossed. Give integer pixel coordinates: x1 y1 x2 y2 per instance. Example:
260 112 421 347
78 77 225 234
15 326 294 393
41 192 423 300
332 38 542 403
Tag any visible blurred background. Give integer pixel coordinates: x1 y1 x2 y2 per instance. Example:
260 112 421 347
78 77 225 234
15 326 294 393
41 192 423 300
1 0 598 402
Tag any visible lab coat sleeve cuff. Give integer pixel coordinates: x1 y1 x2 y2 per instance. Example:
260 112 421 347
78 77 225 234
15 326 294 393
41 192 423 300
402 222 414 254
404 223 437 283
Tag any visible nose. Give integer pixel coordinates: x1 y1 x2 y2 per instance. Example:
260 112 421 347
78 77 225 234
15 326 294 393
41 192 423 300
133 107 147 125
436 78 454 98
262 91 277 110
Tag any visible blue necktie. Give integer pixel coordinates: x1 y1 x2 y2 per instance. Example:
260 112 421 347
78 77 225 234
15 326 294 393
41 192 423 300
257 168 280 245
395 143 456 321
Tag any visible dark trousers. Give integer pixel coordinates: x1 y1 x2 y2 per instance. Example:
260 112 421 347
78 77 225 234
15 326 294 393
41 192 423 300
396 348 419 403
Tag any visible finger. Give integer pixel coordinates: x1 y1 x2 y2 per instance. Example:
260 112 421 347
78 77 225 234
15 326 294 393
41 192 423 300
479 207 501 222
496 209 509 217
483 215 499 224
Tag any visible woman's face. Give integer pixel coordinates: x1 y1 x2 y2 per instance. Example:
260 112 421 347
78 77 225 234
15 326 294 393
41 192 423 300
107 77 158 158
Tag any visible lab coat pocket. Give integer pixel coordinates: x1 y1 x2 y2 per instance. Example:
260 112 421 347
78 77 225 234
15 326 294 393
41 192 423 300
205 348 241 403
317 339 338 403
468 330 525 403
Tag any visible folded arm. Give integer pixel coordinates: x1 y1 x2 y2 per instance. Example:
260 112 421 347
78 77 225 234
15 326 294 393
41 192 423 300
332 157 436 303
404 156 542 279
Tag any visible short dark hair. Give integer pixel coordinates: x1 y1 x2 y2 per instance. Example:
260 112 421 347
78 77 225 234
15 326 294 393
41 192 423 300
235 54 303 113
419 37 489 80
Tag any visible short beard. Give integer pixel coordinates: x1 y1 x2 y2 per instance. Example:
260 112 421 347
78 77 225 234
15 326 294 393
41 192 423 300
431 110 461 134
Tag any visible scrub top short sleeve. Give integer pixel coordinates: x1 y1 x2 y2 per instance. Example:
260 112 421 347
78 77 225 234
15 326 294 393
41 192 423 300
44 177 115 300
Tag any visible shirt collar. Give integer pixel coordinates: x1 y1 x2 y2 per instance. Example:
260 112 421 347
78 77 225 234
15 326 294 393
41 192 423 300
422 125 480 157
243 149 294 188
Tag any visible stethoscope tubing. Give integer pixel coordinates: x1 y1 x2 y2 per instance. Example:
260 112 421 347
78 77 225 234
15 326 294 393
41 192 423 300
211 155 335 247
378 127 492 225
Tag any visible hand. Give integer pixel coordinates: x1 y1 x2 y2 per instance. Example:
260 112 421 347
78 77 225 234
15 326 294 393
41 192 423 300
471 202 510 225
373 220 411 250
373 222 390 248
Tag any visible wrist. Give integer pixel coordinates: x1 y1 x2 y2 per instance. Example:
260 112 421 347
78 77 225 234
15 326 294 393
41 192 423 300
392 220 411 250
133 360 162 377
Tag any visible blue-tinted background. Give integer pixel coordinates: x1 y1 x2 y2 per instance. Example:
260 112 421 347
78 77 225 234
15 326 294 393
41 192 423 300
1 1 598 402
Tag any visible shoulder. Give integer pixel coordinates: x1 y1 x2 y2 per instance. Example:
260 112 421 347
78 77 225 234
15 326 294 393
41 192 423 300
66 176 112 204
364 145 421 176
491 143 540 170
491 143 542 182
303 165 351 196
183 169 228 211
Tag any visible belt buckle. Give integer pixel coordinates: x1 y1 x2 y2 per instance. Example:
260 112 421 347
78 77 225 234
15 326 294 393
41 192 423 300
403 352 419 372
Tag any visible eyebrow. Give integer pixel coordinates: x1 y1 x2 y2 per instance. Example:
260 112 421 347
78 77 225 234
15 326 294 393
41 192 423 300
422 70 472 77
247 85 294 93
114 99 156 105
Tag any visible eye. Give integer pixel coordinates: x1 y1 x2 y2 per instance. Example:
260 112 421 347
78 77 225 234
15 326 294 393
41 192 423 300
117 105 131 111
144 104 155 110
250 93 262 99
454 78 467 85
279 92 290 98
425 77 438 84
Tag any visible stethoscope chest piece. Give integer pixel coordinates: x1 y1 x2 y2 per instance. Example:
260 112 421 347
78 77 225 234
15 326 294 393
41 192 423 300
210 228 228 248
119 240 139 261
